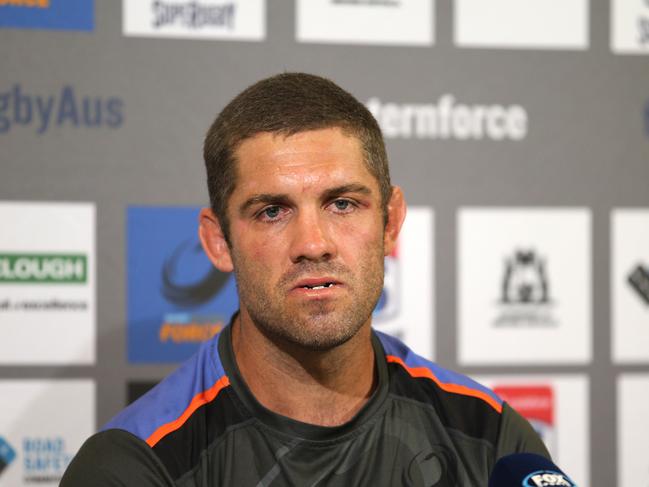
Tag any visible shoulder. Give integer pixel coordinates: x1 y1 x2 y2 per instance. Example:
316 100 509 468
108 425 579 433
99 329 248 481
60 429 174 486
375 331 549 458
375 330 502 412
103 331 230 446
375 331 504 443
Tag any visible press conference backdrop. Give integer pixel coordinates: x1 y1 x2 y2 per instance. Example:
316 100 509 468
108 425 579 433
1 1 648 486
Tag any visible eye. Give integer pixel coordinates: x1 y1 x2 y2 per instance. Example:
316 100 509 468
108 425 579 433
335 200 349 210
258 205 284 222
330 199 355 213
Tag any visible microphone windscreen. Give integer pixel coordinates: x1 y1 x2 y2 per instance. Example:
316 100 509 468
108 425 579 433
488 453 578 487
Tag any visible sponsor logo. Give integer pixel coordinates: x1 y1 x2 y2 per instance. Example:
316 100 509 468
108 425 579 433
405 444 458 485
0 0 93 31
640 16 649 45
332 0 400 5
0 436 16 477
628 263 649 305
123 0 264 41
152 1 236 29
161 239 228 306
523 471 575 486
158 237 228 344
370 208 434 357
455 0 587 50
20 436 74 483
0 84 123 135
494 385 557 455
638 1 649 45
493 249 557 327
373 245 400 323
366 96 527 141
127 207 238 363
0 202 95 364
0 253 86 284
297 0 432 46
612 0 649 53
0 0 49 7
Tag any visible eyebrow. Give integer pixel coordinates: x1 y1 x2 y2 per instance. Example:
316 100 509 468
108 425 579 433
321 183 372 202
238 183 373 216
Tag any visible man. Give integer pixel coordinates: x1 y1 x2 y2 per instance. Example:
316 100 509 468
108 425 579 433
62 73 549 486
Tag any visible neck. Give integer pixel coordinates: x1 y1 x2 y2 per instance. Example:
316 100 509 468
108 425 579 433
231 311 377 427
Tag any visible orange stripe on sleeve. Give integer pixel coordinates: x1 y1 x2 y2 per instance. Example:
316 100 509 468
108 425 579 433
146 375 230 448
386 355 502 414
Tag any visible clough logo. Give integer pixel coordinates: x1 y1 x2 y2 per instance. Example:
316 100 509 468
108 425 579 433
0 253 87 284
153 1 236 29
0 84 123 135
366 95 527 141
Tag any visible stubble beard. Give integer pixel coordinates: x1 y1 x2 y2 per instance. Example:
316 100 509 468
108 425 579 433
232 249 385 352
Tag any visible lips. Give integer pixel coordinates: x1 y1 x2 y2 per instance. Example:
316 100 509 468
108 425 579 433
292 277 341 291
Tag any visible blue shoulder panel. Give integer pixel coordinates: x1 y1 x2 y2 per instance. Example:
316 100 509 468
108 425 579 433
103 330 228 441
375 330 502 407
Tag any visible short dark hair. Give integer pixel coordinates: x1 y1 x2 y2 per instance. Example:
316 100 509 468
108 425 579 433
203 72 391 241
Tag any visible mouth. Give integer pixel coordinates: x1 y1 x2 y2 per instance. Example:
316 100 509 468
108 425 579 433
293 278 341 291
301 282 335 290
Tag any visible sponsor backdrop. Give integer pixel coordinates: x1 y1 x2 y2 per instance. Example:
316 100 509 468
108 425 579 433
0 1 648 485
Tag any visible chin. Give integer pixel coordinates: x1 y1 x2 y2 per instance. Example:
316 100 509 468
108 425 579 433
304 320 369 351
264 314 366 352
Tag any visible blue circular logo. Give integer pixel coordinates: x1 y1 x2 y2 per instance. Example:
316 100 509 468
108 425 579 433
522 470 576 486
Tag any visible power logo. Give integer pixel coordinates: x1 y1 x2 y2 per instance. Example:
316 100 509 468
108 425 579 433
0 0 93 31
0 85 123 135
0 436 16 477
127 206 238 363
0 0 49 7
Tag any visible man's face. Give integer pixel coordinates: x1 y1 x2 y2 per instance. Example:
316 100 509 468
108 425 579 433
224 127 388 351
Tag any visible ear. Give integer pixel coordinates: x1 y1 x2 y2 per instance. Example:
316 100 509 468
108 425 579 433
199 208 234 273
383 186 407 256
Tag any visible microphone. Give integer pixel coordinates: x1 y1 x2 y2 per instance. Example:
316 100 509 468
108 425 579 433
488 453 578 487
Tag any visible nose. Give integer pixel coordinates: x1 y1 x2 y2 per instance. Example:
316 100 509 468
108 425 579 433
289 209 336 263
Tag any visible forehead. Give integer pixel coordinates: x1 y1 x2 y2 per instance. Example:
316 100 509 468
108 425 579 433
231 127 376 195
